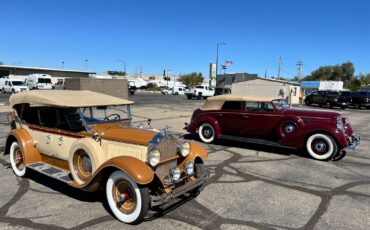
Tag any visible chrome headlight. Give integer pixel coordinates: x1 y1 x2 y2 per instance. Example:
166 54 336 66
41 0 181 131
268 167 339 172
147 149 161 167
170 167 181 181
178 141 191 157
185 162 194 175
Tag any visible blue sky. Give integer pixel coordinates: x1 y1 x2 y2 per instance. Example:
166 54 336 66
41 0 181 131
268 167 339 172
1 0 369 78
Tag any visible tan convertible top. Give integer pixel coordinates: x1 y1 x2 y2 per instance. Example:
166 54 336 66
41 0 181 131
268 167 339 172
201 95 278 111
10 90 134 107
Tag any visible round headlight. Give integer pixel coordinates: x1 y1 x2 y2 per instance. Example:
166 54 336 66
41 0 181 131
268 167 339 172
178 141 191 157
147 149 160 167
170 167 181 181
185 162 194 175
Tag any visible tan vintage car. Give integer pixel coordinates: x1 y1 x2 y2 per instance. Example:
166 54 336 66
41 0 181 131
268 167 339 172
4 90 208 224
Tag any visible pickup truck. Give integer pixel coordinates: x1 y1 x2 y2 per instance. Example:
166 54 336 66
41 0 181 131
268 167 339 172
304 90 348 109
351 91 370 109
185 85 214 99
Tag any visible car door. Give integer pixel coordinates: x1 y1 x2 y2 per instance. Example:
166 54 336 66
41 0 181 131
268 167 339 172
242 101 281 139
52 108 85 160
31 107 59 155
217 101 244 136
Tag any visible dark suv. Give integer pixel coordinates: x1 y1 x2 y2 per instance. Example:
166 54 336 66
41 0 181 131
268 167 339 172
305 90 348 109
351 91 370 109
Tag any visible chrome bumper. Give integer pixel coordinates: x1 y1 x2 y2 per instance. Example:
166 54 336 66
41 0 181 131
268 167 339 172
150 171 208 207
347 135 360 150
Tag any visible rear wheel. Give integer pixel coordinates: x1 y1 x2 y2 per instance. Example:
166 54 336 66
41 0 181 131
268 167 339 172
354 103 361 109
187 95 192 100
306 133 337 160
198 123 216 143
9 142 27 177
106 171 149 224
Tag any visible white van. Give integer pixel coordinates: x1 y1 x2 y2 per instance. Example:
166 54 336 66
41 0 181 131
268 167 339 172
161 86 186 95
25 74 53 90
0 78 29 94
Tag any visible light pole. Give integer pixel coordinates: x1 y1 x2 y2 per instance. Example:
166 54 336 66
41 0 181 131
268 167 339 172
216 43 226 77
117 60 126 74
61 61 65 69
84 59 88 70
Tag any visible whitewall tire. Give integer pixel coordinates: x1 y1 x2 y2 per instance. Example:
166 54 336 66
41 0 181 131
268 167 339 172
306 133 337 160
106 171 149 224
198 123 216 143
9 142 27 177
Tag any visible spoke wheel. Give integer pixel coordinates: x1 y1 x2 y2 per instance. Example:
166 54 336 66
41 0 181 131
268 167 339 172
10 142 27 177
106 171 149 224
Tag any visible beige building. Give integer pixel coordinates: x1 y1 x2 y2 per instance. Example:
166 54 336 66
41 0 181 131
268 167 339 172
231 78 301 105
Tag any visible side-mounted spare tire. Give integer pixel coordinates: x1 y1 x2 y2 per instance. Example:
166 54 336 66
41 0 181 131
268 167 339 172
69 139 105 185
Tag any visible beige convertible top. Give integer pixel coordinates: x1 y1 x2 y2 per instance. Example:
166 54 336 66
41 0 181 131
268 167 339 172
201 95 278 111
10 90 134 107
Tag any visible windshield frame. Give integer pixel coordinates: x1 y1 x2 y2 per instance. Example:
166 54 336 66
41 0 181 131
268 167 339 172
79 105 132 132
271 99 290 110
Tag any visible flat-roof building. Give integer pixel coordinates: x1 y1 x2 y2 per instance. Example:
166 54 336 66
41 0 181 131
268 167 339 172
0 65 95 83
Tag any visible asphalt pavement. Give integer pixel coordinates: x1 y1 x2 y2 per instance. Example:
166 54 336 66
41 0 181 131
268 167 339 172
0 91 369 229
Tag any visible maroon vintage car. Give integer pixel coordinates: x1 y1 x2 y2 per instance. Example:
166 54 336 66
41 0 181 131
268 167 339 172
185 95 360 161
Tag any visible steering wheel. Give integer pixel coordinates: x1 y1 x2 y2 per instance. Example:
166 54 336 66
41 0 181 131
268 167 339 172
104 113 121 121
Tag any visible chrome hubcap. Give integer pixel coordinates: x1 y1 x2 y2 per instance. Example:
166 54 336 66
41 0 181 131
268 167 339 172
314 141 326 152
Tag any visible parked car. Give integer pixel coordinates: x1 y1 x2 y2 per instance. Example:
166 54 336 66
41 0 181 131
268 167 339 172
214 87 232 96
185 95 360 161
5 90 208 224
25 73 53 90
161 86 186 95
52 79 65 90
350 91 370 109
305 90 348 109
1 78 29 93
185 85 214 99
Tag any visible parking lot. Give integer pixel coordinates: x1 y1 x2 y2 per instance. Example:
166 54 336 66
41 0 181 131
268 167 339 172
0 92 369 229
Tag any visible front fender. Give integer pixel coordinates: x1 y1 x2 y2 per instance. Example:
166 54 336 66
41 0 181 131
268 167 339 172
5 128 41 164
279 123 346 149
72 156 154 192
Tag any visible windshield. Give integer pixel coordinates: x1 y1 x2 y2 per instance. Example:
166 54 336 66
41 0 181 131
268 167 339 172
38 78 52 84
272 99 290 109
81 105 131 125
12 81 24 86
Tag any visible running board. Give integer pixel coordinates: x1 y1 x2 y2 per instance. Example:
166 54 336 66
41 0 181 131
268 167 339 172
220 135 296 149
28 162 73 183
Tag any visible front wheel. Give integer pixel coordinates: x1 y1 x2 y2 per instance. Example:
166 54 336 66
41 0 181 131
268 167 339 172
306 133 338 160
198 123 216 143
106 171 149 224
187 95 192 100
9 142 27 177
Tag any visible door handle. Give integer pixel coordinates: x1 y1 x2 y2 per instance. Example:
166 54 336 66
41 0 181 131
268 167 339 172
58 136 63 146
218 114 223 117
46 135 51 144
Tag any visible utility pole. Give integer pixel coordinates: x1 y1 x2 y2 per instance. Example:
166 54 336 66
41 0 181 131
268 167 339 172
139 66 142 78
264 69 268 78
216 43 226 77
296 60 303 82
277 56 283 80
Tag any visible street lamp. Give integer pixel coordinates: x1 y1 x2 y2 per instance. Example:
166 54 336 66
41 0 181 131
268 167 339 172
84 59 88 70
216 43 226 77
61 61 65 69
117 60 127 74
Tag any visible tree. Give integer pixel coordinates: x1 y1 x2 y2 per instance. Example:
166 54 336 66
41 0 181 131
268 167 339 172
0 61 4 65
303 62 355 88
358 73 370 86
348 78 361 91
116 71 126 76
179 72 204 87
